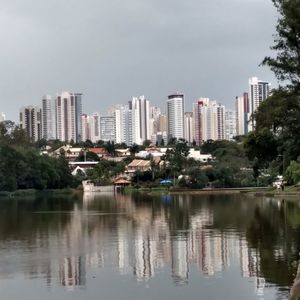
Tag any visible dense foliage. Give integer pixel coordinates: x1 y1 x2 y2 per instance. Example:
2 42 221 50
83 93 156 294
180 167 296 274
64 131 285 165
0 121 75 191
244 0 300 181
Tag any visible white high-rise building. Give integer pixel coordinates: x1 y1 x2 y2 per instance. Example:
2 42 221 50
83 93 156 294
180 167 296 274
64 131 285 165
42 95 56 140
167 93 185 141
0 112 5 122
184 112 193 144
213 102 225 140
19 106 42 141
100 115 115 142
56 92 82 143
114 105 133 145
193 98 225 143
81 112 101 143
81 114 91 142
90 112 101 143
225 109 237 141
149 106 161 137
248 77 271 131
128 98 141 145
129 96 150 145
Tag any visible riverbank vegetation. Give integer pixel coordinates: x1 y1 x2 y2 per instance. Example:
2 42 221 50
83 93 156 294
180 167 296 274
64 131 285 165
0 121 77 191
243 0 300 187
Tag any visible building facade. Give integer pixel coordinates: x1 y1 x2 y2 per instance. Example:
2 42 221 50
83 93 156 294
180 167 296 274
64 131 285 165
235 93 249 136
167 93 185 141
248 77 271 131
225 109 237 141
56 92 82 143
100 115 115 142
19 106 42 142
42 95 56 140
184 112 193 144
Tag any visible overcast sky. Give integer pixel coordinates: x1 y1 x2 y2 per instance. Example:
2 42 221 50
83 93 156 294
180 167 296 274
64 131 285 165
0 0 278 121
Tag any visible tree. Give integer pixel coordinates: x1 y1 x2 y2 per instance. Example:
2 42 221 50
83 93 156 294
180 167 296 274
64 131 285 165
83 139 94 148
245 0 300 179
143 140 151 147
104 141 116 157
129 143 140 156
76 150 100 162
262 0 300 90
285 160 300 185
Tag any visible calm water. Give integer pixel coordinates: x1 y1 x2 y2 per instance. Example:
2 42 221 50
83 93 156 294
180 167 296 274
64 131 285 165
0 192 299 300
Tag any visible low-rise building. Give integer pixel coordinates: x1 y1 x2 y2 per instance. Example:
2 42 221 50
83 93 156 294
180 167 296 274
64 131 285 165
126 159 151 175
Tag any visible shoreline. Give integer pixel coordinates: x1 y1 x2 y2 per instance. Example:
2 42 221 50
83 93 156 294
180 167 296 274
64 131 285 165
1 186 300 200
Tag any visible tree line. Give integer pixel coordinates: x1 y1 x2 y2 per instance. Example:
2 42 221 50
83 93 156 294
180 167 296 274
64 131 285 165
0 121 75 191
244 0 300 186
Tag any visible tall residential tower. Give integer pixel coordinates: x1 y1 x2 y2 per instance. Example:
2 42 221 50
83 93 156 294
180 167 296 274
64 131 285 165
19 106 42 142
56 92 82 143
167 93 185 141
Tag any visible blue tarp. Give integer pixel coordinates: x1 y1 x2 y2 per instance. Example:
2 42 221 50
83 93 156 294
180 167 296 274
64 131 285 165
160 179 172 185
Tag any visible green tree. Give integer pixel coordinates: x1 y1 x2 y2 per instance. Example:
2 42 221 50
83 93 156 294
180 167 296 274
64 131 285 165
245 0 300 180
83 139 94 148
129 143 140 157
104 141 116 156
285 160 300 185
262 0 300 89
76 150 100 162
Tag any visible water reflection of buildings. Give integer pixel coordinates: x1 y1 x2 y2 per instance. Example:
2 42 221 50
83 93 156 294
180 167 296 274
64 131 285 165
1 194 263 296
60 256 86 289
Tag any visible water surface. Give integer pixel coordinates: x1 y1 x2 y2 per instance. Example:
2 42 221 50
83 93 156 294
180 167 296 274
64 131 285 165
0 192 299 300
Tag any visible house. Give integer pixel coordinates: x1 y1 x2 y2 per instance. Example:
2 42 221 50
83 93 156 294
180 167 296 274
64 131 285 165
135 147 165 159
188 149 213 162
126 159 151 175
115 148 131 157
53 145 83 161
71 166 86 176
88 147 107 158
69 161 99 173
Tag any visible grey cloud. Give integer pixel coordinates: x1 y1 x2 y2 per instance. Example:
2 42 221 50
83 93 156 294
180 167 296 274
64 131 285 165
0 0 278 120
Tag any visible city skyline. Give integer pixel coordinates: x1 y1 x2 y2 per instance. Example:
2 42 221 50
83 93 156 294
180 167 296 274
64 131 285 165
1 0 278 121
14 75 269 145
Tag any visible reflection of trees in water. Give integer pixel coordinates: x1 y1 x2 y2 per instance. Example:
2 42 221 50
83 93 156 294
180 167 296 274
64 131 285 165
0 194 81 241
1 193 300 294
245 200 300 289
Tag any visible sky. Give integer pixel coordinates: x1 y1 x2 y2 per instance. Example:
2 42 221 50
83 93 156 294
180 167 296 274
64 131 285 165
0 0 278 122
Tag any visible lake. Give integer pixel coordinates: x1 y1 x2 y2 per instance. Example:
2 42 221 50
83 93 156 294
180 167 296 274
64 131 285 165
0 192 299 300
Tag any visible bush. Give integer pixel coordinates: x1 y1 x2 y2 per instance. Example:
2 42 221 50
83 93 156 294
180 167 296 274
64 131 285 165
285 161 300 185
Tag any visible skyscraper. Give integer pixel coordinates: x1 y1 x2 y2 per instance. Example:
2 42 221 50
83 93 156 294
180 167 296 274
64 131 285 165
100 115 115 142
19 106 42 142
129 96 150 145
193 99 208 145
114 105 133 145
248 77 271 131
42 95 56 140
56 92 82 143
184 112 193 144
81 114 91 142
193 98 225 143
235 93 249 136
214 102 225 140
90 112 101 143
225 109 237 141
167 93 184 141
